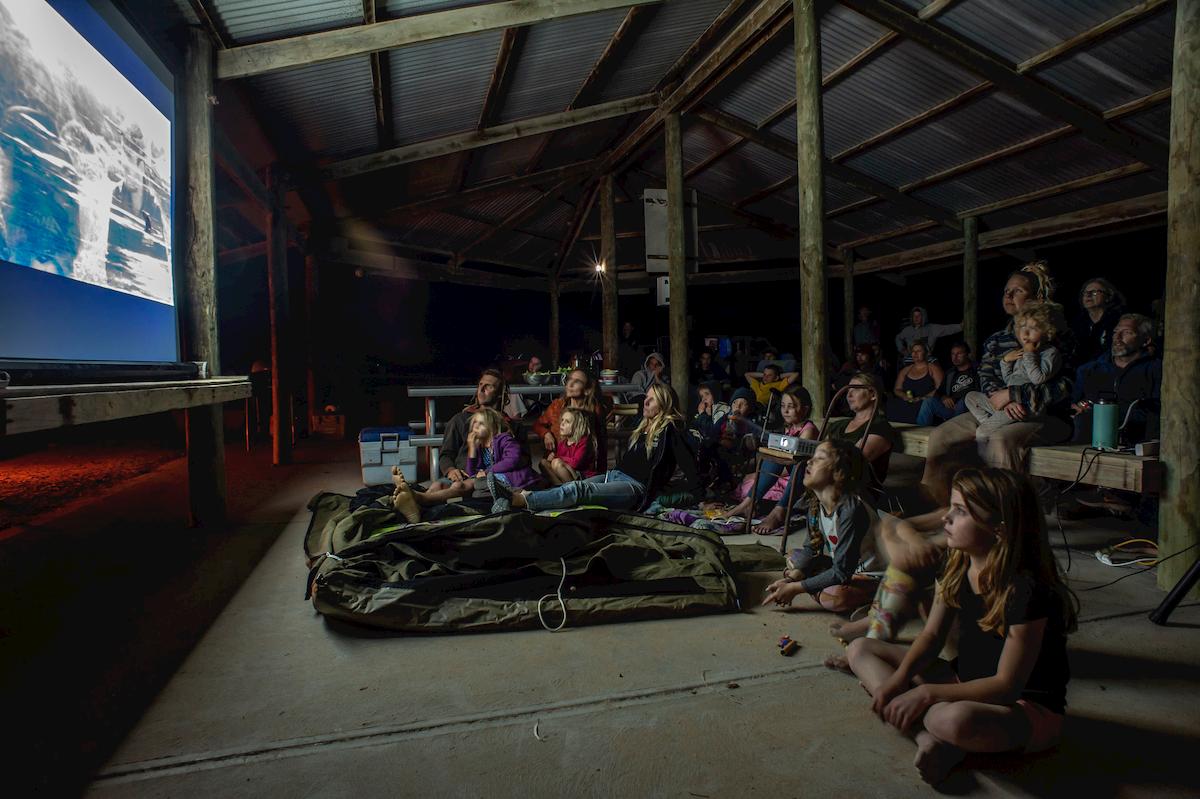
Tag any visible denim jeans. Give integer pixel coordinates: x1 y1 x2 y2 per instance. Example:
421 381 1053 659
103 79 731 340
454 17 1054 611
523 469 646 512
916 396 966 426
750 460 787 502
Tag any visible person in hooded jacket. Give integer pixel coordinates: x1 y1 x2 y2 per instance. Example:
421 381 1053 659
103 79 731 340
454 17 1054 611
631 351 669 396
895 307 962 362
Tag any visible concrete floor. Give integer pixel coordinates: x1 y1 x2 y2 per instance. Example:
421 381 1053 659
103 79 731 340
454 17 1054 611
3 442 1197 797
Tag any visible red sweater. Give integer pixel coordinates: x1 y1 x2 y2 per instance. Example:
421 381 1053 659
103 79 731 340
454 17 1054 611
555 437 598 477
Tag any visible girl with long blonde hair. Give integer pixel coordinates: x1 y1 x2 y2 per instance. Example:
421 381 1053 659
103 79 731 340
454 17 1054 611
846 467 1077 785
488 383 700 515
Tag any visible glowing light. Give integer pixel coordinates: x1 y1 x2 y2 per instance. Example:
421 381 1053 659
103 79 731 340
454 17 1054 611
595 261 606 273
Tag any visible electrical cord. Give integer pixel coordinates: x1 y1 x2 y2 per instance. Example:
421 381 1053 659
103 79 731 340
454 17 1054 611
1081 542 1199 592
537 557 569 631
1054 446 1104 572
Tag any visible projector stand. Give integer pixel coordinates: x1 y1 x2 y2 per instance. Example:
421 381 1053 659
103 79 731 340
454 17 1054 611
1149 556 1200 625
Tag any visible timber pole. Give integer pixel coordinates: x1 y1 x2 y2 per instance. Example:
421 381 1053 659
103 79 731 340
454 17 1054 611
842 249 855 362
182 28 226 527
305 253 319 428
1158 0 1200 598
963 216 979 355
600 174 619 369
267 166 292 465
549 272 561 366
665 112 689 403
794 0 828 412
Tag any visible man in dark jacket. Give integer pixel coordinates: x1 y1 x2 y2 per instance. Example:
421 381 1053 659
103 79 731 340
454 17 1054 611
1071 313 1161 445
916 342 979 426
439 368 513 483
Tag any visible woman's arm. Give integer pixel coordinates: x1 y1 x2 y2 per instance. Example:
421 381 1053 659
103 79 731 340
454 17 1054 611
883 617 1047 733
927 364 945 396
860 432 892 464
894 366 910 395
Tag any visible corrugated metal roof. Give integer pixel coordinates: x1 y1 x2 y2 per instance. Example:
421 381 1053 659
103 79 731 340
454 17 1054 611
823 39 981 157
538 116 629 170
828 203 930 240
524 194 576 237
824 176 875 210
712 42 796 128
209 0 361 45
1118 102 1173 146
456 188 544 223
498 9 629 122
842 91 1059 188
1035 11 1175 111
935 0 1140 66
596 0 732 101
469 135 551 184
980 171 1167 229
382 0 491 17
912 135 1138 214
389 31 503 145
252 57 377 157
401 209 492 250
680 119 742 174
821 5 889 76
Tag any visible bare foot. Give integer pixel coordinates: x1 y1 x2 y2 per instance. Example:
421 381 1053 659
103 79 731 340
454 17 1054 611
391 465 408 489
753 507 785 535
822 652 852 673
391 484 421 524
913 730 964 785
829 617 870 644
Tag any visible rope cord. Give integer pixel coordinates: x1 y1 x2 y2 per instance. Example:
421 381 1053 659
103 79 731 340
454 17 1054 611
537 557 569 632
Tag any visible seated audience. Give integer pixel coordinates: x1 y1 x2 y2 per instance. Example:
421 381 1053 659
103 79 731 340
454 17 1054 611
888 340 943 424
1071 313 1161 445
1071 277 1126 366
895 306 962 362
919 262 1074 506
846 468 1077 786
540 407 600 486
688 381 731 444
532 368 609 474
745 362 798 407
917 342 978 426
853 305 881 349
760 439 879 614
833 344 889 414
755 347 798 373
753 373 898 534
722 387 819 520
631 351 669 395
699 387 761 491
690 348 729 386
489 384 700 514
618 321 643 378
964 300 1066 447
438 368 519 487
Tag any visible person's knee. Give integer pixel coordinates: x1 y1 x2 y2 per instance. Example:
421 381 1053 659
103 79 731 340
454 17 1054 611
924 702 974 746
846 636 871 665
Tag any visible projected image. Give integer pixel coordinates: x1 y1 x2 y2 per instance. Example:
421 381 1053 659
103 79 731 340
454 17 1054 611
0 0 172 306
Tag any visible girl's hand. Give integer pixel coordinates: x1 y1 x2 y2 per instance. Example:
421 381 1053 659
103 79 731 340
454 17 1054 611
761 579 802 607
871 673 912 718
447 468 465 483
475 470 486 479
543 432 556 452
1005 403 1029 420
1003 349 1023 363
883 684 934 733
988 390 1011 411
1023 340 1038 353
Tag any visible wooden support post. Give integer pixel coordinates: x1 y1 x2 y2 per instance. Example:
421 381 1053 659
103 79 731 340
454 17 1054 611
794 0 828 412
267 166 292 465
600 174 619 369
665 112 689 403
842 250 855 362
304 254 319 429
962 216 979 356
1158 0 1200 598
549 272 561 366
182 28 226 527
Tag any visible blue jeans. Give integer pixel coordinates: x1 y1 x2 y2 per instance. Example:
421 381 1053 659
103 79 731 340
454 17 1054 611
750 460 787 502
523 469 646 512
917 397 966 426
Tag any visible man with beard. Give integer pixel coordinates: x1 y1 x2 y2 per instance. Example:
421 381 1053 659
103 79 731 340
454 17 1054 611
439 368 514 484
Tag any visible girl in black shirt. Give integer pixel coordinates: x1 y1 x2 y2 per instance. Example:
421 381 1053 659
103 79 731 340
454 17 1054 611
845 468 1077 785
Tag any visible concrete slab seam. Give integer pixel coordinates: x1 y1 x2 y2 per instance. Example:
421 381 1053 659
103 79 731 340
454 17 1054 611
95 661 829 785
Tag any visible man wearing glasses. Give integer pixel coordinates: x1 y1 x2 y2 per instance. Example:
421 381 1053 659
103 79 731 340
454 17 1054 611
1071 278 1126 365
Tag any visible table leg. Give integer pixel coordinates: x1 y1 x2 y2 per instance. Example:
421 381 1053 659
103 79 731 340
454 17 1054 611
426 398 439 479
746 454 764 535
779 462 801 555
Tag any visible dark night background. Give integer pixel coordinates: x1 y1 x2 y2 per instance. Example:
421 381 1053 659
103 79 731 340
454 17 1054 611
210 224 1167 431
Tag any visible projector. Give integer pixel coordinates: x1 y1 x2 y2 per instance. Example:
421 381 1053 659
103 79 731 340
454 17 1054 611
767 433 819 457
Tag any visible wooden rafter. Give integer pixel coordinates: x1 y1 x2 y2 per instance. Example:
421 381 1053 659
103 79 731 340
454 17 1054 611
553 180 601 275
735 173 797 208
654 0 753 92
525 5 660 174
455 26 528 192
216 0 661 79
837 0 1168 171
457 178 584 260
363 0 394 150
319 94 656 181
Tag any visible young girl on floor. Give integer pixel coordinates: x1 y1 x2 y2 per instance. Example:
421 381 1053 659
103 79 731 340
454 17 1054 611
846 467 1077 785
723 387 819 520
391 408 538 522
541 408 598 485
760 438 879 614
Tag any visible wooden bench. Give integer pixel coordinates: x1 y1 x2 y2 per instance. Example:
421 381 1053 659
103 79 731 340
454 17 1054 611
888 422 1164 494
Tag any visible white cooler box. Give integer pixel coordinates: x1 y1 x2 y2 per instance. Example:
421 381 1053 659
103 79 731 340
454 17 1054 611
359 427 417 486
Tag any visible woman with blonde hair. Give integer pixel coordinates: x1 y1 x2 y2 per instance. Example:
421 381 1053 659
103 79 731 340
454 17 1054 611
489 383 701 514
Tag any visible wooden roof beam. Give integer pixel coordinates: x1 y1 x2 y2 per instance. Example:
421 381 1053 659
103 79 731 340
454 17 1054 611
457 178 585 261
455 26 528 192
553 180 601 276
837 0 1168 172
319 93 656 182
363 0 394 151
216 0 662 79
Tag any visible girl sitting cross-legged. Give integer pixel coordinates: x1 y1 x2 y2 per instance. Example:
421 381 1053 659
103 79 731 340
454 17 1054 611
488 383 700 515
540 407 599 485
390 407 539 522
846 467 1077 785
759 438 880 614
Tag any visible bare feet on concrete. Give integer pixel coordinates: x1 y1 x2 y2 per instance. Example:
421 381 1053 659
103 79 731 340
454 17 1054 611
913 729 964 785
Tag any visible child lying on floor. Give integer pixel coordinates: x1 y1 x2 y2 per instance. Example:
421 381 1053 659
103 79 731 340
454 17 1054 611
759 439 879 614
846 467 1077 785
